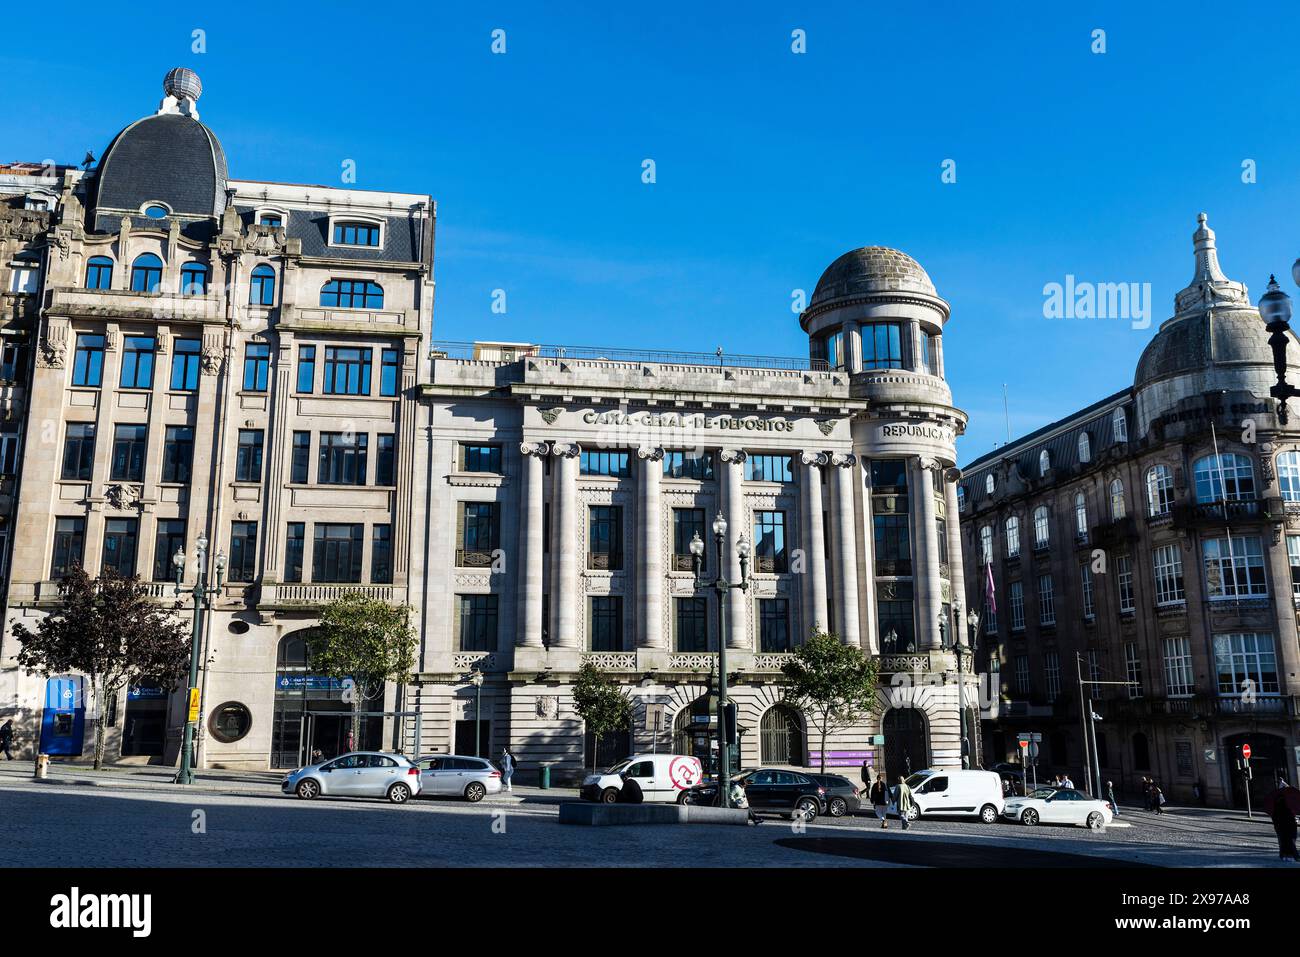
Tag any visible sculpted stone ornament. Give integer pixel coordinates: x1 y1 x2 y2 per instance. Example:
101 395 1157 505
201 348 222 375
800 450 829 467
38 339 66 369
636 445 665 462
520 441 550 458
538 407 563 426
550 441 581 458
105 484 143 511
719 448 747 464
830 452 858 468
816 419 840 437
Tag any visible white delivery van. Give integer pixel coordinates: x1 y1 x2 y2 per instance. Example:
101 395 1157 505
898 769 1004 823
580 754 703 804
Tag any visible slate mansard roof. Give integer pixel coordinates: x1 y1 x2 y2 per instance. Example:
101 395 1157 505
93 113 228 221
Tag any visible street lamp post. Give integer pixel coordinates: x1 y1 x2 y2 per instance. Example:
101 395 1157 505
963 608 980 769
469 671 484 757
1258 274 1300 424
172 534 226 785
690 513 750 809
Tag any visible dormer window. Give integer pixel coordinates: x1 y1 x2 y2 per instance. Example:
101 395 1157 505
143 204 169 219
985 473 995 496
1039 449 1050 476
258 213 283 228
1078 432 1092 464
1112 408 1128 443
331 219 382 247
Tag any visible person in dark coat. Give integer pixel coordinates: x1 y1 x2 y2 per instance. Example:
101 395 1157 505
1106 779 1120 818
869 776 890 828
1269 781 1300 862
0 720 13 760
860 760 872 794
1140 777 1152 811
1150 781 1166 814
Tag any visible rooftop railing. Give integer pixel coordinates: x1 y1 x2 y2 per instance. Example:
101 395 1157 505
431 340 829 372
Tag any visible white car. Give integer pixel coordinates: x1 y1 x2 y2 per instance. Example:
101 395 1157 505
895 769 1005 823
1002 787 1113 828
580 753 702 803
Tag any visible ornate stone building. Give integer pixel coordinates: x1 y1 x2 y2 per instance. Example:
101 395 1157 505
959 215 1300 808
0 70 433 767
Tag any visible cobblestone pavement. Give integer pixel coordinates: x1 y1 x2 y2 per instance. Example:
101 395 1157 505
0 771 1290 868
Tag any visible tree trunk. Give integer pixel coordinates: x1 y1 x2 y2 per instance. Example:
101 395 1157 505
820 724 828 774
351 689 362 753
91 674 106 771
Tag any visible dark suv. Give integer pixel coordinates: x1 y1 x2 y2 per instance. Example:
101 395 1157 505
682 768 826 820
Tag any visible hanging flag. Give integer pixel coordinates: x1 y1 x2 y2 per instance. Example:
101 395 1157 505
984 561 997 615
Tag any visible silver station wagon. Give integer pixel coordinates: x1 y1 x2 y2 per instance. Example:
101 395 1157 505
414 754 504 802
282 751 423 804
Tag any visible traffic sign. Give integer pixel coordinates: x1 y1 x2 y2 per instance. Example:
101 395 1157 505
1242 743 1252 760
186 687 201 723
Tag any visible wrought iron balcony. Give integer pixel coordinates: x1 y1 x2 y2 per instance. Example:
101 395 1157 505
1090 516 1139 549
1170 498 1266 529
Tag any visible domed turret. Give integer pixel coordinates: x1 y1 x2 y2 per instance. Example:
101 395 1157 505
810 246 937 308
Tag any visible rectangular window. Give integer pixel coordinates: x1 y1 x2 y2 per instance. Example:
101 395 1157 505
1080 564 1095 619
101 518 138 577
1125 642 1144 699
0 432 18 475
663 450 714 480
580 450 630 477
588 505 624 570
51 517 86 579
1088 649 1102 684
1214 632 1279 696
1153 544 1185 605
170 338 200 391
296 345 316 393
371 524 392 584
873 514 912 577
1014 654 1030 695
1289 536 1300 600
1163 636 1195 697
229 521 258 582
318 432 368 485
0 341 25 382
983 598 998 635
1009 580 1025 631
877 582 915 653
461 444 502 473
243 343 270 392
1202 535 1267 599
458 594 499 651
745 454 793 482
332 221 381 246
918 329 939 375
458 502 500 566
589 596 624 651
322 346 372 396
1038 574 1055 625
110 424 147 481
1116 554 1135 613
235 429 264 483
72 334 105 387
291 431 310 484
118 336 155 389
675 596 709 652
285 523 305 583
1044 651 1061 701
754 510 788 573
161 426 194 483
62 423 96 481
672 508 706 572
376 434 395 486
862 322 904 370
380 348 399 397
152 520 186 581
759 597 791 652
312 523 363 583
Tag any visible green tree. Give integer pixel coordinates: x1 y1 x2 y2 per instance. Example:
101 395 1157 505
306 593 417 752
780 629 879 773
571 662 633 771
11 567 190 770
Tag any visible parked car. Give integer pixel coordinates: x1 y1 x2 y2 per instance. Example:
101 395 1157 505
580 754 702 804
1002 787 1112 828
681 768 825 820
896 769 1004 823
281 751 421 804
806 773 864 817
414 754 503 802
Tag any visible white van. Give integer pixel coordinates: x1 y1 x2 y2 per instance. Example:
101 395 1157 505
898 769 1004 823
580 753 703 804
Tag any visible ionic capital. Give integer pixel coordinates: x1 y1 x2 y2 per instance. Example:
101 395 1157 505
550 442 582 458
636 445 666 462
830 453 858 468
719 448 748 464
801 451 830 467
520 441 551 458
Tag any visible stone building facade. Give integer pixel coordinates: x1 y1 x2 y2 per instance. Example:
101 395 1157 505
959 215 1300 808
0 70 434 767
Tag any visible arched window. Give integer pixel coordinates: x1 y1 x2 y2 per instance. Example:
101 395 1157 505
956 485 967 512
321 278 383 310
1112 408 1128 443
979 525 993 564
985 473 995 496
249 264 276 306
1146 465 1174 516
1278 451 1300 502
1039 449 1050 476
1005 515 1020 558
1033 506 1050 548
759 705 805 766
85 256 113 290
130 253 163 293
1077 432 1092 464
1109 479 1126 520
180 262 208 296
1193 453 1255 504
1074 492 1088 539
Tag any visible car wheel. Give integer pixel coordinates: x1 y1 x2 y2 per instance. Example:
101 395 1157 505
464 782 487 803
979 804 999 824
296 779 320 800
600 787 620 804
388 783 411 804
906 805 920 821
1087 811 1105 830
828 797 848 818
793 797 819 822
677 790 692 806
1022 808 1039 826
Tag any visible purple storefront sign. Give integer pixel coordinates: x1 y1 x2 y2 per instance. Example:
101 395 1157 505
808 750 876 767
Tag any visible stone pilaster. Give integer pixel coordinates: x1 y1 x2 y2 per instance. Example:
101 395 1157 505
517 442 549 648
943 468 968 630
830 453 861 647
801 450 829 632
550 442 581 649
914 456 944 650
719 448 748 649
637 445 666 649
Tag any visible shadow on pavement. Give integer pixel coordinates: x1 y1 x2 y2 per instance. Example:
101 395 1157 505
774 835 1156 868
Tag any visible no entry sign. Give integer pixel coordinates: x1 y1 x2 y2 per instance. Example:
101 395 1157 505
1242 744 1252 760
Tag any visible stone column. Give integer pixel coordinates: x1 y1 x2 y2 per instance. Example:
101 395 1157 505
943 470 968 628
830 454 861 647
913 456 944 650
517 442 549 648
551 442 581 649
859 461 879 654
719 448 748 649
637 445 666 649
801 451 829 632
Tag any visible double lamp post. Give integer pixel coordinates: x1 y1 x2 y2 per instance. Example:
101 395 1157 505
171 533 226 785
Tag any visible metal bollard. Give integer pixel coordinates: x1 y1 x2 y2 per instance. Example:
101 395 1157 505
34 753 49 780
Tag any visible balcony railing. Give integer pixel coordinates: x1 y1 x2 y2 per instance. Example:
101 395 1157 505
432 340 828 372
1171 498 1267 529
260 583 403 606
456 549 495 568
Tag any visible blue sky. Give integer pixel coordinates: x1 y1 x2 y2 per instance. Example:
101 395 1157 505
6 1 1300 462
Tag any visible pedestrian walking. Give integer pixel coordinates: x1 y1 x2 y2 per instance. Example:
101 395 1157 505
1151 781 1166 814
896 775 915 831
1061 773 1075 789
1264 779 1300 862
870 775 889 828
1105 779 1120 818
730 779 761 826
1140 776 1152 811
860 759 872 794
0 719 13 760
499 747 515 792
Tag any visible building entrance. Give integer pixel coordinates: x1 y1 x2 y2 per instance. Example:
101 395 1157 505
883 708 929 781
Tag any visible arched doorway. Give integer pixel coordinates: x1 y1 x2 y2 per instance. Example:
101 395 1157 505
1224 732 1288 808
759 705 804 766
270 630 378 767
882 708 929 781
